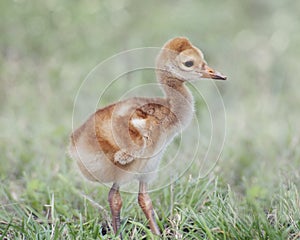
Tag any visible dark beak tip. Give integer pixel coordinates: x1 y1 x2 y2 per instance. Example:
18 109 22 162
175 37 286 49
212 75 227 80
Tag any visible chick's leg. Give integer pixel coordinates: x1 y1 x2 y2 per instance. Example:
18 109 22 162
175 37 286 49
138 181 161 235
108 183 122 238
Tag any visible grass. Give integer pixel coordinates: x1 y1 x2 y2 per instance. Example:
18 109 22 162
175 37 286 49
1 177 299 239
1 0 300 239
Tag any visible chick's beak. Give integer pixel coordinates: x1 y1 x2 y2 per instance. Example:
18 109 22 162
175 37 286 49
202 65 227 80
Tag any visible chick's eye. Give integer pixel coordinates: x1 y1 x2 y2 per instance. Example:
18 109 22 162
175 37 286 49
184 61 194 67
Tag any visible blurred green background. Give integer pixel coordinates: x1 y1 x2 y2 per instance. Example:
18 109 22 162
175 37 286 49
0 0 300 236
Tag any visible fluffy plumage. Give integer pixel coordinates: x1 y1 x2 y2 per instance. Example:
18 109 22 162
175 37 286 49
68 37 226 237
